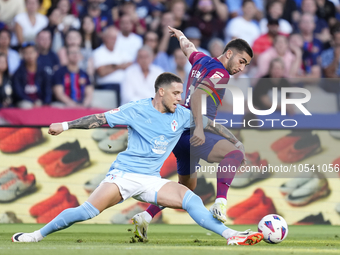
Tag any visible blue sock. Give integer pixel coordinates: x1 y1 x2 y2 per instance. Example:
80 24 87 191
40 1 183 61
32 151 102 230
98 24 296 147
182 190 228 236
40 201 99 237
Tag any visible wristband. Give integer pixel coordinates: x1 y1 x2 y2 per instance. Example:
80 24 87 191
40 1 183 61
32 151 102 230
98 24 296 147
179 35 187 41
62 122 69 131
235 141 242 147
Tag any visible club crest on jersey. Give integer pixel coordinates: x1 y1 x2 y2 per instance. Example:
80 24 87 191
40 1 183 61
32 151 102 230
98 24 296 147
109 108 120 114
171 120 178 132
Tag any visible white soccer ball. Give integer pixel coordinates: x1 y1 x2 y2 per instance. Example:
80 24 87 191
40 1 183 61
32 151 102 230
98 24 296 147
258 214 288 244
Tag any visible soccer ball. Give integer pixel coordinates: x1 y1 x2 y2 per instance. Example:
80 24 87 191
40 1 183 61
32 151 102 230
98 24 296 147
258 214 288 244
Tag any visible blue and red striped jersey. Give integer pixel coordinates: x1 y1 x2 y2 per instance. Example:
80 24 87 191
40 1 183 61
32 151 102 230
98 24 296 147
185 52 230 119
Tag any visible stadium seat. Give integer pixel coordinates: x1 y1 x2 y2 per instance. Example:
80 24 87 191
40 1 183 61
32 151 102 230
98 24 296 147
91 90 118 109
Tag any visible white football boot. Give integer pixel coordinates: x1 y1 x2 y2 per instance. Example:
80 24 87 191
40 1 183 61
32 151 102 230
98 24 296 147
12 231 42 243
132 212 150 242
209 200 228 223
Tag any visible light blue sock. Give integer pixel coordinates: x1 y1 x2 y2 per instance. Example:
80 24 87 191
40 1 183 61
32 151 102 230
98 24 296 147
40 201 99 237
182 190 228 236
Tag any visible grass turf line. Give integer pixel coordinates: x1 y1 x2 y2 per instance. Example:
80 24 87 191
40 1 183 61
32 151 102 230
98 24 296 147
1 224 339 255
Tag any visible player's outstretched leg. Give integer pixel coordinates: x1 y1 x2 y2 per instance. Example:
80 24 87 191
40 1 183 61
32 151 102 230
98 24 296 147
181 189 263 245
12 201 100 242
132 174 196 241
157 182 263 245
12 182 122 243
209 149 243 223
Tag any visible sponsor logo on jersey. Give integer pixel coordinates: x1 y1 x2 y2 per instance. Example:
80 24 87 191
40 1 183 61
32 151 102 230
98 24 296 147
211 71 224 79
109 108 120 114
151 135 169 154
191 70 201 79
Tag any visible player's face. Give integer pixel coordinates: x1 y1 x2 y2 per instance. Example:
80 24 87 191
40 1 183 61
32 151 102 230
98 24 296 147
162 82 183 113
226 50 252 75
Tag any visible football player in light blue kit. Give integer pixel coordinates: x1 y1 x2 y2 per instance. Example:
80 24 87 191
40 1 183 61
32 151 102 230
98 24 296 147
12 73 263 245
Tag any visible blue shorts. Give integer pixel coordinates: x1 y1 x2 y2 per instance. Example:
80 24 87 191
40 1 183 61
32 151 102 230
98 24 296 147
172 130 225 176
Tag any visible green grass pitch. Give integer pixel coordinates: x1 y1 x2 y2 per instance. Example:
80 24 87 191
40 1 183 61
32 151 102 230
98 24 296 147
1 224 339 255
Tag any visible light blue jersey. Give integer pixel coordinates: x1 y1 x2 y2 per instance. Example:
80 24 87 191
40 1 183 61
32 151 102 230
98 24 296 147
104 98 191 176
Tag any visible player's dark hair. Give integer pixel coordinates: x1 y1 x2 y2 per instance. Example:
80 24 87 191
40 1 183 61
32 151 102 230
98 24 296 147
222 38 253 58
155 72 182 93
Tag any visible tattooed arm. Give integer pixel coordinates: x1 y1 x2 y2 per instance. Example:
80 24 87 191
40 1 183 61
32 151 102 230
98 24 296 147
204 118 246 163
204 119 238 144
68 113 107 129
189 118 245 160
48 113 107 136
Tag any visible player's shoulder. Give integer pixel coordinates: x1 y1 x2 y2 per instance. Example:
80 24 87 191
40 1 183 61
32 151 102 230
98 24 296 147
192 51 209 60
211 68 230 79
175 104 190 117
190 51 209 63
120 98 151 111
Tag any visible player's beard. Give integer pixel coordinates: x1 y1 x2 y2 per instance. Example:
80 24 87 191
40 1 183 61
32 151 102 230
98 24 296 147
162 100 174 113
226 55 235 74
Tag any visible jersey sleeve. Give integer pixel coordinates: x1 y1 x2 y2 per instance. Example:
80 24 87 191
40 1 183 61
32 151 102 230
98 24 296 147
203 69 230 90
104 102 136 127
182 107 208 129
189 51 207 65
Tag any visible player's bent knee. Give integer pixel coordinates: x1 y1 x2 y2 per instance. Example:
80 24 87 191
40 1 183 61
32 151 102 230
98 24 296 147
178 178 197 191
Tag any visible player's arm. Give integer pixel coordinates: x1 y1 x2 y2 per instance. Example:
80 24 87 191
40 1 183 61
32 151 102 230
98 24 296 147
168 26 198 59
48 113 107 136
190 117 246 162
204 119 238 144
189 80 213 145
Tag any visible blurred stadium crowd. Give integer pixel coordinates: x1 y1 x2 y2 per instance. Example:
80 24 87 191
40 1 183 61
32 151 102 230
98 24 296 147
0 0 340 113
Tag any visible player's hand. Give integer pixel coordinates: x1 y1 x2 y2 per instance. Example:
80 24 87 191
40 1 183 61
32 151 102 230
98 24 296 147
168 26 184 39
48 123 64 136
190 128 205 147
